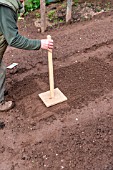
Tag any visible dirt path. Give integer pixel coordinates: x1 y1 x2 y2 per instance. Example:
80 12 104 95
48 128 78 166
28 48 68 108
1 11 113 170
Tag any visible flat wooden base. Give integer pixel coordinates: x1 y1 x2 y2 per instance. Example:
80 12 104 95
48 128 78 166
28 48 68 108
39 88 67 107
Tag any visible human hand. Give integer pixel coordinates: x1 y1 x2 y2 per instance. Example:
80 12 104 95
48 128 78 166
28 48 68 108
41 39 53 50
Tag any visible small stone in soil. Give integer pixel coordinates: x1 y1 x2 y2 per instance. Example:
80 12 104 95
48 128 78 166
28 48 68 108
0 121 5 129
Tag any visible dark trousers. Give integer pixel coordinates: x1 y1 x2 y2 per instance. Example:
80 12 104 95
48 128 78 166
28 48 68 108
0 35 8 102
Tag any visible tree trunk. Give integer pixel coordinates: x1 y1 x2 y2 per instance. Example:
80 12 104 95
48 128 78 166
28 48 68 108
66 0 72 23
40 0 47 32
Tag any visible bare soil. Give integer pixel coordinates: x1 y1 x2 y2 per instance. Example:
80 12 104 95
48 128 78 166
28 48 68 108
1 4 113 170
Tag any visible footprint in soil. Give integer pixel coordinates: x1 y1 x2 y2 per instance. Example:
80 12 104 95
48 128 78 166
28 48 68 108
0 121 5 129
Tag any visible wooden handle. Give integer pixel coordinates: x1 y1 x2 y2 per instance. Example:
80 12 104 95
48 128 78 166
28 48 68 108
47 35 54 98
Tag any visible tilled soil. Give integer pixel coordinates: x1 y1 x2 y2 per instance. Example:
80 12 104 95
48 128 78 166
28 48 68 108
1 10 113 170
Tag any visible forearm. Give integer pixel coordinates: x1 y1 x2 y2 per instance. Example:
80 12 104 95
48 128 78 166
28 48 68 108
9 33 41 50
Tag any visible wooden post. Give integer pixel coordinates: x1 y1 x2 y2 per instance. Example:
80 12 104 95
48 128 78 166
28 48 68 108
38 35 67 107
47 35 54 98
66 0 72 23
40 0 47 32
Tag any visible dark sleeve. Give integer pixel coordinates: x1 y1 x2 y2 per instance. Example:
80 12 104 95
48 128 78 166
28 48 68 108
0 6 41 50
